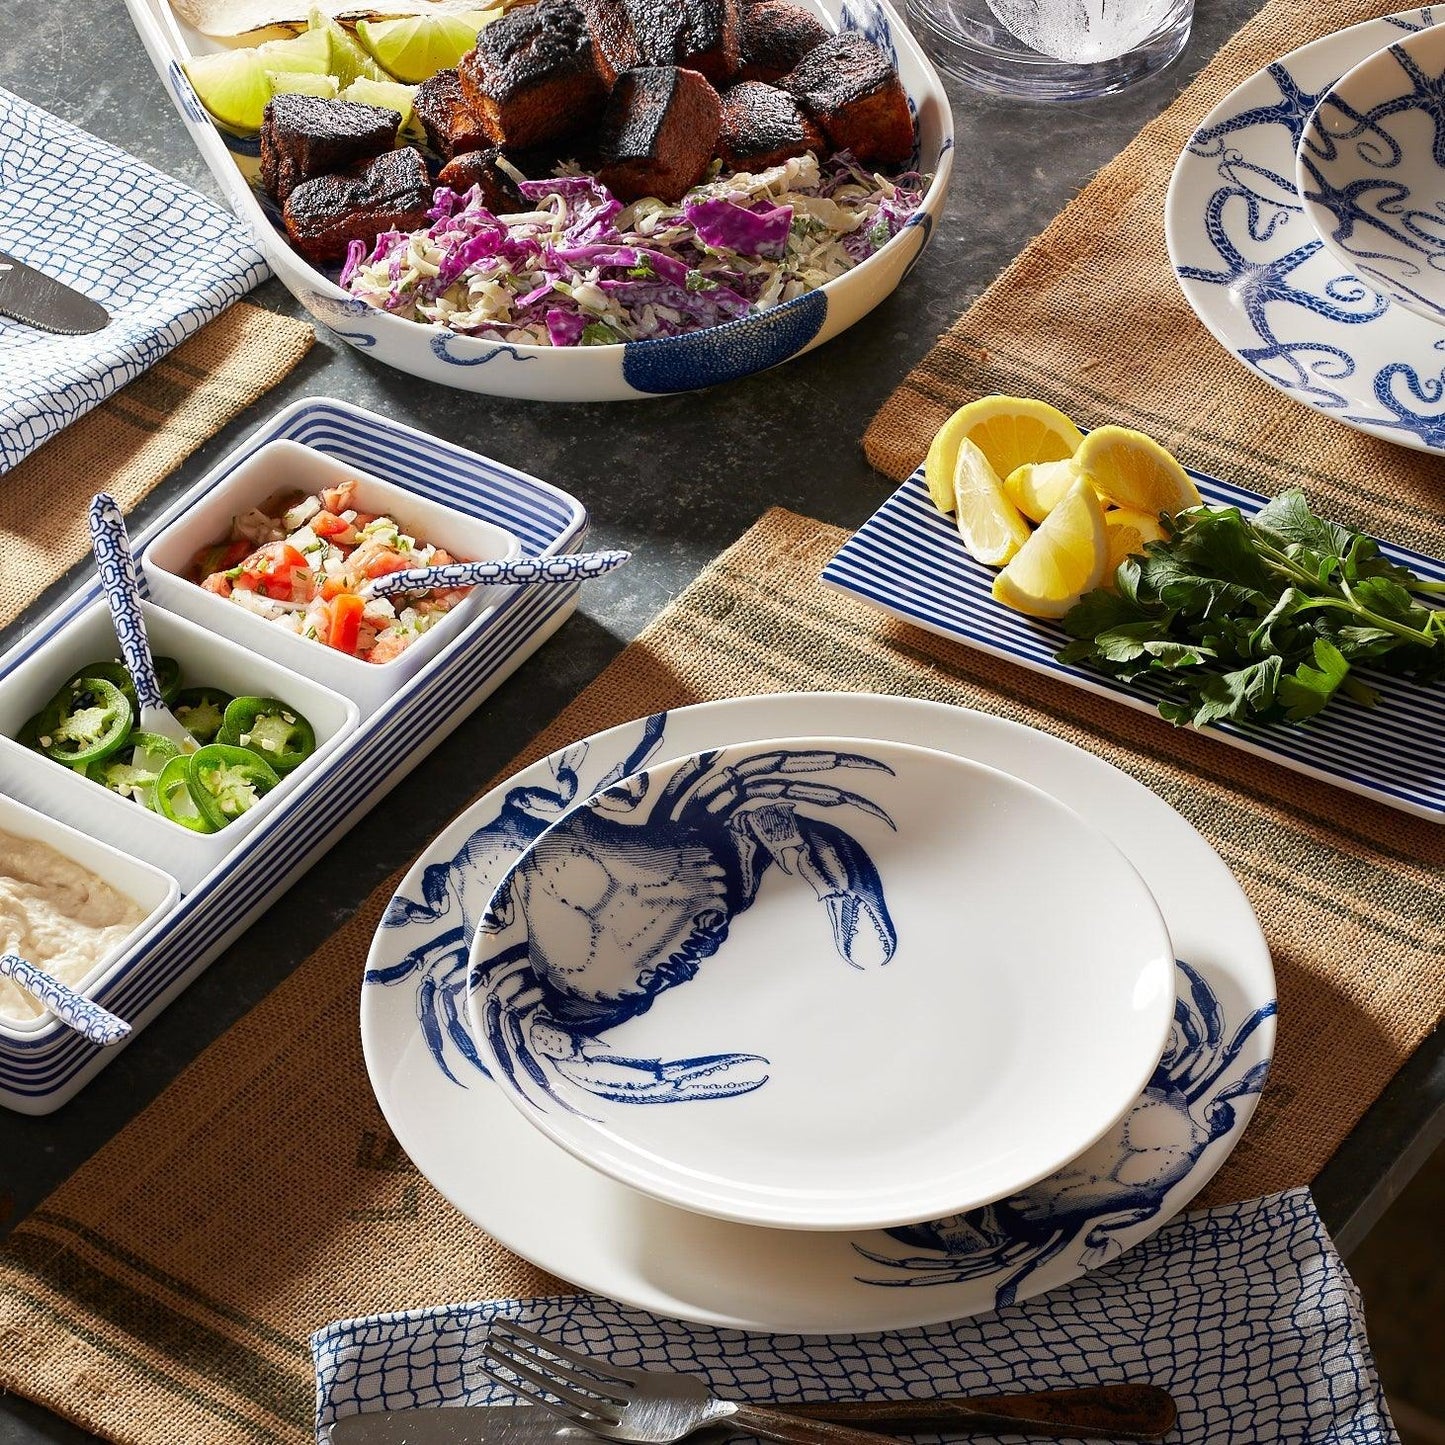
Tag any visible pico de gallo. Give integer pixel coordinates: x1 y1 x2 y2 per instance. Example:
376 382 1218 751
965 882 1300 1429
189 478 471 665
16 659 318 834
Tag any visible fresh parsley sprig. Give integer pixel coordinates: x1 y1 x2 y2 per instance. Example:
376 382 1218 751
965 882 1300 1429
1057 489 1445 728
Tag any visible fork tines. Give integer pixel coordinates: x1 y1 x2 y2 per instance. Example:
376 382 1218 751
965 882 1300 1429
482 1320 630 1428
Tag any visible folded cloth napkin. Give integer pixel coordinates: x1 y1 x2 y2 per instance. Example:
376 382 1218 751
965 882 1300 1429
0 86 269 473
312 1190 1397 1444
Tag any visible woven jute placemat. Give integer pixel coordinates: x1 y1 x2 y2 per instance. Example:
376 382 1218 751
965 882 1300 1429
0 302 314 627
1 506 1442 1445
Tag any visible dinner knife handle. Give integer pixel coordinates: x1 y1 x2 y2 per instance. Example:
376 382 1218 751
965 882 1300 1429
88 492 162 711
773 1385 1178 1441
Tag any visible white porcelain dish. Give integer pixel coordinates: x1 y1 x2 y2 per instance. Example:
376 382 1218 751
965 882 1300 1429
364 693 1276 1333
121 0 954 402
142 438 520 716
0 793 179 1034
1166 8 1445 455
0 396 588 1115
468 734 1176 1231
0 601 358 892
1297 22 1445 327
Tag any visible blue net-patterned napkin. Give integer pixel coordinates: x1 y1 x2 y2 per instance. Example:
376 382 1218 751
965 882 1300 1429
312 1190 1397 1444
0 86 269 473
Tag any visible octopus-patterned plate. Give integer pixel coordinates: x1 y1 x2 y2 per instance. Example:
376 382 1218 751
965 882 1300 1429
362 694 1275 1333
1166 8 1445 455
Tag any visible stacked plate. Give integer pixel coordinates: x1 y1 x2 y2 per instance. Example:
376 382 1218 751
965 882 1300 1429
362 693 1276 1334
1167 8 1445 455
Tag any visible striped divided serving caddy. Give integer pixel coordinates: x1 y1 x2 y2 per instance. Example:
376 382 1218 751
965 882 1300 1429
0 398 587 1115
823 467 1445 820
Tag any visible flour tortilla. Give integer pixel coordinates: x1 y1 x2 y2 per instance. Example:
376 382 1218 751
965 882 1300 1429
172 0 519 37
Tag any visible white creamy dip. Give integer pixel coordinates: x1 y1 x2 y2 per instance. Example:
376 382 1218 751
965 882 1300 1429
0 828 146 1023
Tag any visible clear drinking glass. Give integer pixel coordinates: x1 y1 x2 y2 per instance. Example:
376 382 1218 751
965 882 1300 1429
907 0 1193 100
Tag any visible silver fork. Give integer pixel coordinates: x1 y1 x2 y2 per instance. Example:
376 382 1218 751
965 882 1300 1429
481 1321 906 1445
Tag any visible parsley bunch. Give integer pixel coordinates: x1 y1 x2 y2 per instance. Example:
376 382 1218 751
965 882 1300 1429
1057 490 1445 727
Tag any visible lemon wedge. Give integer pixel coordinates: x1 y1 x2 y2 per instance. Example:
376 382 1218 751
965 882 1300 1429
951 439 1033 567
992 478 1108 618
1004 458 1082 523
342 77 420 135
1075 426 1201 515
183 50 274 134
1103 505 1168 574
256 28 333 74
924 395 1083 514
357 13 493 83
267 69 339 97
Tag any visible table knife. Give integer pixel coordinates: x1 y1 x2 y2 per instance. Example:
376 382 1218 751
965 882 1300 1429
326 1388 1177 1445
0 250 109 334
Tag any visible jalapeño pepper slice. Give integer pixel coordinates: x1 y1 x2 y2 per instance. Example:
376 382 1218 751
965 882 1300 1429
87 732 182 808
220 696 316 774
174 687 233 744
154 754 216 833
154 656 183 707
185 744 280 830
64 660 138 713
35 677 133 767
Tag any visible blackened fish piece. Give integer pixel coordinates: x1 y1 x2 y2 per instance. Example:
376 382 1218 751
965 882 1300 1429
736 0 829 83
437 147 525 213
585 0 740 85
598 64 722 203
282 147 433 265
458 0 605 150
717 80 823 168
413 68 492 160
781 32 913 167
260 93 400 204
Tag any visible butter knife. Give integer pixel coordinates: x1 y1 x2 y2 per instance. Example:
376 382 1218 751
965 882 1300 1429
327 1389 1177 1445
0 250 109 335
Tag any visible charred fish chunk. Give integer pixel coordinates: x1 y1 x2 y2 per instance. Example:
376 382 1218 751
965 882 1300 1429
736 0 829 83
598 64 722 203
583 0 741 86
436 146 525 212
282 147 433 265
458 0 605 150
412 67 492 160
717 80 823 169
260 92 400 204
781 32 913 167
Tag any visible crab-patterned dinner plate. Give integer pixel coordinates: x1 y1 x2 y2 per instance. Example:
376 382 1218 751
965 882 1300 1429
1166 8 1445 454
363 694 1275 1333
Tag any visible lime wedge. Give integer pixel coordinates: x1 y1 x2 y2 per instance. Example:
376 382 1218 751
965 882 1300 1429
183 49 274 135
256 27 332 74
268 69 340 97
342 77 419 137
307 5 387 85
356 13 493 84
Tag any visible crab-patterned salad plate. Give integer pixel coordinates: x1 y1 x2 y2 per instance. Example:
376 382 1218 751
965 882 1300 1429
363 692 1275 1333
1166 8 1445 454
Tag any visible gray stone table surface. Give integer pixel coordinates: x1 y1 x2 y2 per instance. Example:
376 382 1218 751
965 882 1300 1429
2 3 1443 1440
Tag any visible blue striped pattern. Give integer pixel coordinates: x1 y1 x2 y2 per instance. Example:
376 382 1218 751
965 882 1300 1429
823 468 1445 820
0 401 586 1106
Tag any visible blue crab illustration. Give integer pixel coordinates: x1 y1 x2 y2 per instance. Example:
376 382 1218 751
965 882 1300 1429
854 959 1276 1307
472 742 898 1109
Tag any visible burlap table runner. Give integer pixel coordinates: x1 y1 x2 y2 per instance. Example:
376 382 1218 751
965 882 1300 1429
0 302 314 627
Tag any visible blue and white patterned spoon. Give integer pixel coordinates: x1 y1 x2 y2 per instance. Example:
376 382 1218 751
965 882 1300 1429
0 953 131 1047
362 549 631 600
88 492 197 755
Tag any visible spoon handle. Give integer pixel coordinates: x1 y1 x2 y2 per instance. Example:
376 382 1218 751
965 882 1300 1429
0 954 131 1047
88 492 163 711
364 549 631 599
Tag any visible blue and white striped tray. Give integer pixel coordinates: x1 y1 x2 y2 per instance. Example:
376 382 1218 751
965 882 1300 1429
823 467 1445 820
0 399 587 1114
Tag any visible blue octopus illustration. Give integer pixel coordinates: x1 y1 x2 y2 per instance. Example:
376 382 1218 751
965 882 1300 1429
854 959 1276 1308
473 743 898 1110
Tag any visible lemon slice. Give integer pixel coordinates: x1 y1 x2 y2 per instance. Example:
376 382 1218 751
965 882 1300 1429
992 478 1108 618
924 395 1083 515
951 439 1033 567
308 7 387 85
257 28 332 74
268 69 339 97
1075 426 1201 515
1003 458 1082 523
1104 505 1167 573
356 13 493 83
184 50 274 134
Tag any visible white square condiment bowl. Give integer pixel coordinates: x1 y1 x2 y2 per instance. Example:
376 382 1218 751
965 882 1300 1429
0 600 359 892
140 438 521 717
0 792 179 1036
